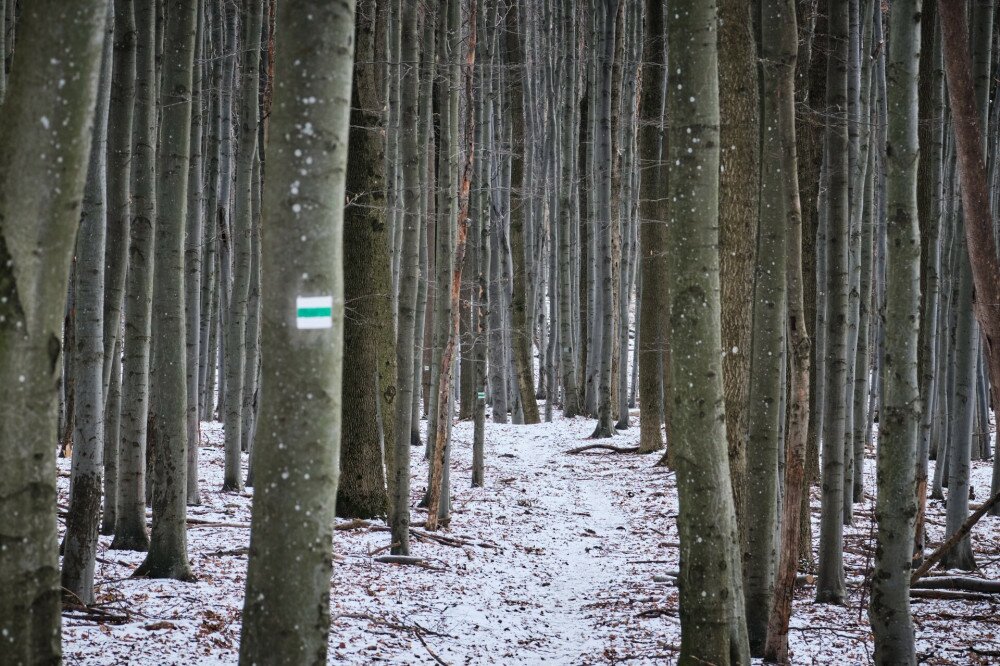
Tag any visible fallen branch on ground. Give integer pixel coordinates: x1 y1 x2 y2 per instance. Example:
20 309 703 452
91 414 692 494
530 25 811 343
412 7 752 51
910 589 998 602
911 576 1000 593
911 487 1000 584
566 444 641 455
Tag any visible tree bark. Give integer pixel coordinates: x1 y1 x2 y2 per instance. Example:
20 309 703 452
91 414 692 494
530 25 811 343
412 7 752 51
816 0 850 605
868 2 921 661
62 3 114 606
505 0 541 424
718 0 760 552
238 2 354 661
666 1 750 662
0 0 109 659
338 0 395 519
134 0 199 582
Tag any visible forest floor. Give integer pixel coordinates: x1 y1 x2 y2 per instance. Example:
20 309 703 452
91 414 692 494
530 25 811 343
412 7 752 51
59 411 1000 665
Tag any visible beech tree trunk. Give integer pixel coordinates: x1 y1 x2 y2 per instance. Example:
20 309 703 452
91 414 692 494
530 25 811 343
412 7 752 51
238 2 354 661
0 0 109 659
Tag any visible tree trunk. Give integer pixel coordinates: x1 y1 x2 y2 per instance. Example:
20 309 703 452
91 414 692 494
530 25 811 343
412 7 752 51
744 0 789 644
718 0 760 552
763 0 812 659
184 1 206 506
134 0 199 582
816 0 850 605
506 0 541 425
62 3 114 605
338 0 395 519
636 0 666 455
0 0 109 659
222 0 263 492
112 0 157 554
390 0 424 557
238 1 354 660
666 2 750 662
868 2 921 661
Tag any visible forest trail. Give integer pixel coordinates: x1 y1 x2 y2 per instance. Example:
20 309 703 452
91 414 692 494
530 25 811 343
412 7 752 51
60 413 1000 665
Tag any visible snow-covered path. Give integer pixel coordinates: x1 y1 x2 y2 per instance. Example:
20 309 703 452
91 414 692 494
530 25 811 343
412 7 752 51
59 411 1000 664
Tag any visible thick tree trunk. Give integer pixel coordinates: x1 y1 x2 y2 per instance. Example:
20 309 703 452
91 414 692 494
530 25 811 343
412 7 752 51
718 0 760 551
938 1 1000 511
666 2 749 662
0 0 109 659
338 0 395 519
868 2 921 662
238 2 354 660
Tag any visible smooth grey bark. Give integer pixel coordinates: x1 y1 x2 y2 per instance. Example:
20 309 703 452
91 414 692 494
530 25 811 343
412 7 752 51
391 0 423 557
222 0 263 492
744 0 789 645
488 44 510 423
102 337 124 537
816 0 850 605
589 0 618 439
184 0 206 506
941 226 979 571
238 1 354 660
869 2 921 661
100 0 137 539
62 3 114 606
112 0 157 554
762 1 811 659
0 0 109 659
103 0 138 402
666 1 749 662
134 0 198 581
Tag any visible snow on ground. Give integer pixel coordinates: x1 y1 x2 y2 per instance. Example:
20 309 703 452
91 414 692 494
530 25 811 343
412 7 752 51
59 412 1000 665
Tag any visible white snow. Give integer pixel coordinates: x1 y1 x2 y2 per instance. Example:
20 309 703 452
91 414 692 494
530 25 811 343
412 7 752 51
58 413 1000 664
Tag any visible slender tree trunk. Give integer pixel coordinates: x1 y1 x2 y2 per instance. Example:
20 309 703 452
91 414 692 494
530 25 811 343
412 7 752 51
0 1 109 659
391 0 424 556
112 0 157 554
184 1 206 506
238 2 354 660
62 3 114 606
134 0 199 581
744 0 789 644
101 0 138 538
763 0 811 659
637 0 666 455
222 0 263 492
506 0 541 424
816 0 850 605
